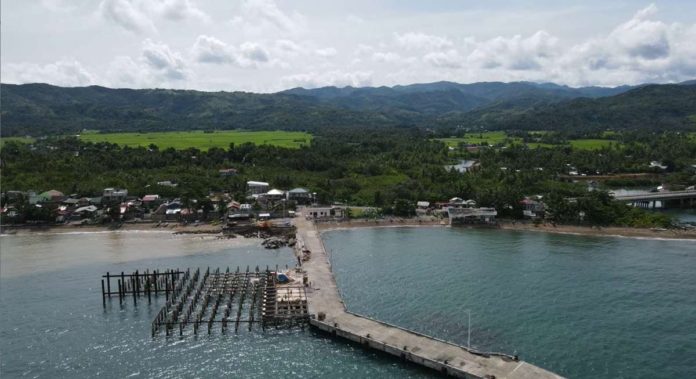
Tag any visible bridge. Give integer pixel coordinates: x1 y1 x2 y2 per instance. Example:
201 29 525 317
612 190 696 208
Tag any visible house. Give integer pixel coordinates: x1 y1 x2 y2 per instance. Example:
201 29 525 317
219 168 238 177
265 189 285 201
448 206 497 225
445 160 480 174
304 206 345 219
447 199 497 225
287 188 312 204
416 201 430 215
142 194 160 203
247 181 269 195
521 197 546 219
103 188 128 203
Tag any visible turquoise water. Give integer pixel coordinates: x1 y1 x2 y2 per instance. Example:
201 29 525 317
323 227 696 379
0 232 433 378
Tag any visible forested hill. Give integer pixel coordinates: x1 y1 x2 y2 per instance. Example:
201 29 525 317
0 83 397 137
1 81 695 137
440 83 696 132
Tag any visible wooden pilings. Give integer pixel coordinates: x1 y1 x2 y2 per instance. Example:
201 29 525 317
102 266 309 337
101 269 185 306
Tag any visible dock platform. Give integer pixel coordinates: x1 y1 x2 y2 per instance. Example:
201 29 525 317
295 216 564 379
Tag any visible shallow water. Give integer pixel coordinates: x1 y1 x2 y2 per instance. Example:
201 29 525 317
0 232 433 378
323 227 696 379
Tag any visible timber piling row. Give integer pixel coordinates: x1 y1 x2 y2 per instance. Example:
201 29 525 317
102 265 309 337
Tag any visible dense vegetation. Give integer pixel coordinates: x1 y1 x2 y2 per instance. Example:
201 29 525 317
2 127 693 227
3 81 695 137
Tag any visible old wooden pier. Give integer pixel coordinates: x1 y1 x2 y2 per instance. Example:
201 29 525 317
101 265 309 336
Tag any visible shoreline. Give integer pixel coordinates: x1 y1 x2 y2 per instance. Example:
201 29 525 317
315 218 696 240
3 218 696 240
0 222 224 236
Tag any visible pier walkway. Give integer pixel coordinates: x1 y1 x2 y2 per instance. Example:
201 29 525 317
295 215 564 379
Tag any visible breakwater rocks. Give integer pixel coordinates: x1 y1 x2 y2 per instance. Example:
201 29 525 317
261 236 293 249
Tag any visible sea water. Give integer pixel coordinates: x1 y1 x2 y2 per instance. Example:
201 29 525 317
323 227 696 378
0 232 432 378
2 228 695 378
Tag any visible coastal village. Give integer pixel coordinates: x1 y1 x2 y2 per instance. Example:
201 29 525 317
0 180 510 228
3 156 695 231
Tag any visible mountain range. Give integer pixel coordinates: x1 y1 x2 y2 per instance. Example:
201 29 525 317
1 80 695 136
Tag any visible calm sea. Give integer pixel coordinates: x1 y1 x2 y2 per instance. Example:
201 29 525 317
0 232 433 378
1 228 695 378
323 227 696 379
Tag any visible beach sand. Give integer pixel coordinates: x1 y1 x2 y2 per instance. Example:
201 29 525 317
3 218 696 240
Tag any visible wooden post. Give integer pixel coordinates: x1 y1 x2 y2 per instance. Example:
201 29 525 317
106 272 111 297
133 276 137 305
118 280 123 305
101 279 106 307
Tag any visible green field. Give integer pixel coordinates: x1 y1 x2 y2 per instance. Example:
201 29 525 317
568 139 616 150
437 131 517 147
79 130 313 150
436 132 620 150
0 136 35 148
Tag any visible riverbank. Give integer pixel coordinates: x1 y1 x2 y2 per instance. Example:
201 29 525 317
315 218 696 240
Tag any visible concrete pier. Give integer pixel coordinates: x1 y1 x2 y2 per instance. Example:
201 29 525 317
295 215 564 379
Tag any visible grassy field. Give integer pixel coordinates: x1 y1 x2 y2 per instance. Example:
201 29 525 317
568 139 617 150
437 131 517 147
79 130 313 150
437 131 620 150
0 136 35 148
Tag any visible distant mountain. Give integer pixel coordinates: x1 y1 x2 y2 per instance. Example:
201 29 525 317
281 81 632 115
1 81 694 137
440 84 696 132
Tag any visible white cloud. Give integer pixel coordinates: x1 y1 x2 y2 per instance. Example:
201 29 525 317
395 32 453 50
142 39 187 80
98 0 209 34
152 0 209 22
372 51 401 63
3 59 96 86
191 35 271 68
315 47 338 58
231 0 306 36
99 0 157 34
192 35 235 64
466 30 559 70
275 39 301 54
281 70 373 88
424 49 463 69
239 42 270 63
556 4 696 85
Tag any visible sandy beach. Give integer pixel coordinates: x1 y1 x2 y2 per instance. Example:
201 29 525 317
3 218 696 240
0 222 224 236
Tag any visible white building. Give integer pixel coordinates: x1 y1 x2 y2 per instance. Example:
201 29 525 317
247 181 270 195
103 188 128 203
304 206 345 219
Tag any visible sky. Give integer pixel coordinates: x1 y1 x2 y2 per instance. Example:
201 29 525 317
2 0 696 92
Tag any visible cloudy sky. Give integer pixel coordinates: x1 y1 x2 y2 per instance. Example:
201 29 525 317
2 0 696 92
